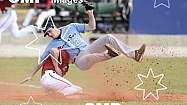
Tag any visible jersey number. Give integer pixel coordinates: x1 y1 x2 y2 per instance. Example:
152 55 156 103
73 38 81 46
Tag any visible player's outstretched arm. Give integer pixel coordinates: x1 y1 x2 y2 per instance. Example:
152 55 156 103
85 10 96 31
20 61 43 84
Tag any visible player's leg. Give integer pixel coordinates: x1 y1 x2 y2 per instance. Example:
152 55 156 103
75 34 145 70
102 34 146 62
41 70 82 96
35 9 56 28
22 8 37 27
74 51 111 70
86 34 135 58
84 34 145 62
74 34 133 70
8 11 33 38
0 10 15 40
7 10 19 38
58 85 82 96
0 10 17 43
9 22 33 38
75 35 118 68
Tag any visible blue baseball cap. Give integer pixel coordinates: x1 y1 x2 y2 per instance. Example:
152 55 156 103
43 25 54 37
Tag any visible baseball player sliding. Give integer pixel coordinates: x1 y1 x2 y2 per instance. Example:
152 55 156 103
40 1 146 71
21 49 82 97
0 0 33 43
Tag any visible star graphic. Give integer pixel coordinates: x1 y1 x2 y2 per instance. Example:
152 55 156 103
25 16 63 65
154 0 170 8
134 68 167 100
20 96 42 105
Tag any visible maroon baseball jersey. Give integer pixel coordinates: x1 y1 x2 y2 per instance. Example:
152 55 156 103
41 50 70 76
0 0 13 12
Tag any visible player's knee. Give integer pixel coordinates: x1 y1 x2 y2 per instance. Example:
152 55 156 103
106 34 114 38
105 34 114 41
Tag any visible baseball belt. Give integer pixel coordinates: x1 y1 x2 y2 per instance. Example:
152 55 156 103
73 50 80 63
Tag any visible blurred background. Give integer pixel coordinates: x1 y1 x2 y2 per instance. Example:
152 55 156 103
0 0 187 56
0 1 187 103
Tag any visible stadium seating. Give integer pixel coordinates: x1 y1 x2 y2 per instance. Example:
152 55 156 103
50 2 128 34
52 2 123 28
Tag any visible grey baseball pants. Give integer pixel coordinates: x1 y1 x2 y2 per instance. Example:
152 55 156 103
74 34 135 70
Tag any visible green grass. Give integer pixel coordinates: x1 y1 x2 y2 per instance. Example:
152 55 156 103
0 57 186 104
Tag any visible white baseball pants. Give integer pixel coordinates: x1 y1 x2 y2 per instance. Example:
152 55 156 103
74 34 135 70
22 9 56 27
0 10 33 43
40 70 82 96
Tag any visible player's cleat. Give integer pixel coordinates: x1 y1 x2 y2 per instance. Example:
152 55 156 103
105 43 121 57
134 44 146 62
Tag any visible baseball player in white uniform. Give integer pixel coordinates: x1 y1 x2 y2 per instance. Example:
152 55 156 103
21 49 82 97
22 0 56 29
0 0 33 43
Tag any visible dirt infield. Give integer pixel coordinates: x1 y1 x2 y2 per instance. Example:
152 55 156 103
0 84 187 103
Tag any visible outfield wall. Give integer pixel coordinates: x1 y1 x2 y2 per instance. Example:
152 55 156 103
130 0 187 34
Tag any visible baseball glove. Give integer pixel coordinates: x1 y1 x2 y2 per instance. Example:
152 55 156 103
81 0 94 11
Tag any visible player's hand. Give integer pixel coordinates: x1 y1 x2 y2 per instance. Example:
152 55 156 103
20 76 32 84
